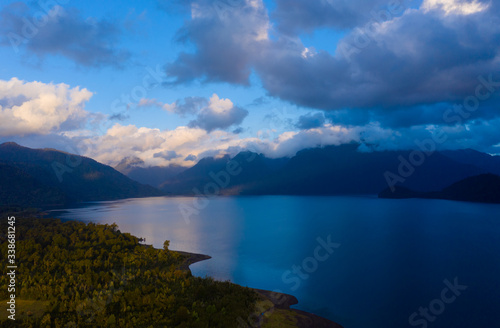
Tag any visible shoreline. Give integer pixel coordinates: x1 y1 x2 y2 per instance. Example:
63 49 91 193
177 250 343 328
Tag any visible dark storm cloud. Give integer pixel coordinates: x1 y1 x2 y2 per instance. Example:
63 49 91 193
167 0 500 114
257 7 500 112
165 0 500 152
0 2 130 67
272 0 399 35
295 112 326 130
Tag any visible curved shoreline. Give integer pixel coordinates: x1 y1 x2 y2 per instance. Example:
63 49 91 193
177 250 343 328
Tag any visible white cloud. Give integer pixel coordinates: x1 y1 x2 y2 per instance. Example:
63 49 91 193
0 78 91 137
188 94 249 132
422 0 491 15
80 123 225 167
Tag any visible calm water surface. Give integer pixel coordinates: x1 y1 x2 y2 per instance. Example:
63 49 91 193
51 196 500 328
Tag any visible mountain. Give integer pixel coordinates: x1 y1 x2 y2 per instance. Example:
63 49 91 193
441 149 500 176
4 142 498 204
159 143 492 196
115 156 186 188
0 142 162 207
0 162 68 207
245 144 484 195
160 152 289 195
379 174 500 204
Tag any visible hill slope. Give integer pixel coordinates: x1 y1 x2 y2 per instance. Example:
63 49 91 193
379 174 500 203
0 142 162 207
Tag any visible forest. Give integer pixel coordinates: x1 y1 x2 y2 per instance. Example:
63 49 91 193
0 209 258 327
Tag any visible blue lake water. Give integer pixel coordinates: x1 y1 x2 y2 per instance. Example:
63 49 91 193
50 196 500 328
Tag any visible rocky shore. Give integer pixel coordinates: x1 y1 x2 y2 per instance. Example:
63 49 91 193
179 251 343 328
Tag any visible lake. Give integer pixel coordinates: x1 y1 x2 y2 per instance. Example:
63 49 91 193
50 195 500 328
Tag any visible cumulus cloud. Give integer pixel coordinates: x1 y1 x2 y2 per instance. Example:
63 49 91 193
135 94 248 131
81 124 205 166
0 78 91 137
78 122 263 167
188 94 248 132
0 2 130 67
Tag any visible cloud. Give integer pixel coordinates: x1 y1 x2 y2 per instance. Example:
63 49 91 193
422 0 491 15
109 112 129 121
78 123 263 167
81 124 206 166
166 0 269 84
10 116 499 169
0 78 91 137
258 4 500 113
248 96 271 107
163 96 208 116
153 150 180 160
137 98 164 108
188 94 248 132
0 2 130 67
232 127 245 134
272 0 394 35
266 124 362 157
136 96 210 118
165 0 500 122
295 112 326 130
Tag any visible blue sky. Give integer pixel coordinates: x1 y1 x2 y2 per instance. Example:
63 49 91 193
0 0 499 167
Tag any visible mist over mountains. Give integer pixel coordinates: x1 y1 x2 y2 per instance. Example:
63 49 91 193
1 142 499 207
118 143 500 197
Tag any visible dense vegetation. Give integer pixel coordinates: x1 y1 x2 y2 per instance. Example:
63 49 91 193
0 163 68 207
0 212 257 327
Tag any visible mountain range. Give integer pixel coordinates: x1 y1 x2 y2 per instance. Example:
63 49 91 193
1 142 499 207
155 143 500 196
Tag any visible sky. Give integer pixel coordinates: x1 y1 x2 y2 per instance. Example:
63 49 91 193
0 0 499 167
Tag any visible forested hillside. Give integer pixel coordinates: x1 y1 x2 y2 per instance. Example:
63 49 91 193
0 214 257 327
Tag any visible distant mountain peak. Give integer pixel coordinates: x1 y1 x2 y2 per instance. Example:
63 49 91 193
0 141 22 148
115 156 145 174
